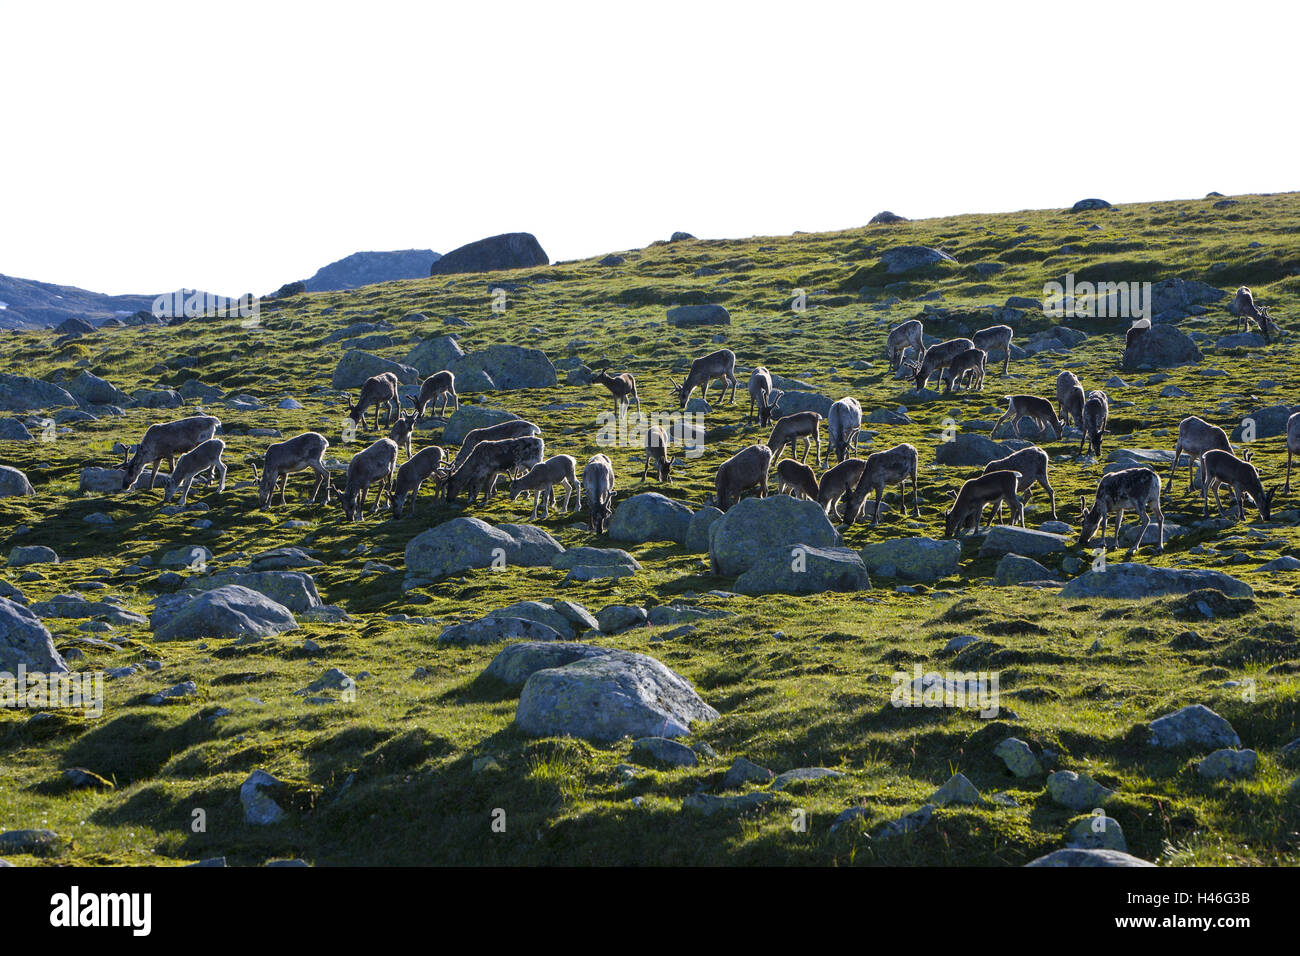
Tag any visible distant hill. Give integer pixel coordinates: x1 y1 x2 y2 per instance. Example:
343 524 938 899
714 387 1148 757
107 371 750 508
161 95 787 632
301 250 442 292
0 273 158 330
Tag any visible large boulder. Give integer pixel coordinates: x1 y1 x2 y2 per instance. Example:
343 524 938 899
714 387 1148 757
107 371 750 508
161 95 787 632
935 433 1016 467
667 305 730 327
734 544 871 595
608 492 693 544
771 391 833 418
1231 404 1297 440
0 597 68 674
151 585 298 642
302 249 440 291
1149 278 1225 320
1026 849 1152 867
515 649 718 742
881 246 956 273
180 571 322 613
403 517 563 587
402 335 465 378
860 537 960 582
978 526 1069 558
428 232 548 275
438 616 565 646
10 546 58 566
1122 325 1202 369
1147 704 1240 750
0 374 75 412
129 388 184 409
64 372 131 407
684 506 724 553
442 406 519 444
0 466 35 497
452 345 556 390
331 350 419 389
481 641 614 690
709 495 841 576
1059 564 1253 599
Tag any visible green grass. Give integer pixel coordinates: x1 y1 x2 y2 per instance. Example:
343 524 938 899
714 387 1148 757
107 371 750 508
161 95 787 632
1 191 1299 866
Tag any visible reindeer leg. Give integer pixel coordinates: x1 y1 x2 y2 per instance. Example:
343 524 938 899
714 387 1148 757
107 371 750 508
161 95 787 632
1286 450 1293 495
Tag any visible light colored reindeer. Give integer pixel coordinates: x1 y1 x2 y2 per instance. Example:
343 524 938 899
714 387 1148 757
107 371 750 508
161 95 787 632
768 410 823 465
390 445 448 518
121 414 221 491
412 371 457 418
510 454 581 520
905 337 974 391
944 470 1023 538
776 458 818 501
991 395 1063 440
715 444 772 511
1232 286 1281 340
582 454 616 533
747 367 782 426
669 348 737 408
1168 416 1231 494
828 397 862 461
983 446 1055 521
1079 466 1164 557
886 319 925 372
162 438 227 507
1285 411 1300 494
842 443 920 526
972 324 1014 375
642 423 683 483
1200 449 1274 521
340 437 399 521
592 367 640 419
346 372 401 431
256 432 333 507
1056 371 1085 429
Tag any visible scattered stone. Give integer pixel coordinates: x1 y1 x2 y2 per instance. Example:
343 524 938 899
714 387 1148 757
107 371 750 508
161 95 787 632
1046 770 1114 810
994 737 1042 778
930 772 981 806
1197 748 1257 780
722 757 774 789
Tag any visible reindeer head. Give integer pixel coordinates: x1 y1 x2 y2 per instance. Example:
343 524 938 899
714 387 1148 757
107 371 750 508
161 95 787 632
667 375 687 408
589 493 614 533
657 455 683 483
120 444 142 490
1258 305 1281 342
760 389 784 426
1077 494 1103 548
942 489 960 538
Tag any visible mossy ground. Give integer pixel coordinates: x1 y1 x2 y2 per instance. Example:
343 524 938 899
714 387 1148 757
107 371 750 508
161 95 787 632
2 193 1299 865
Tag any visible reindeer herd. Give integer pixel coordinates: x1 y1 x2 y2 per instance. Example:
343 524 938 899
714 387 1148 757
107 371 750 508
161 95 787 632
108 288 1292 565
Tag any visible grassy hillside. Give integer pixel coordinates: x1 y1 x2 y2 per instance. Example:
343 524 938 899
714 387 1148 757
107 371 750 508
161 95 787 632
2 192 1299 866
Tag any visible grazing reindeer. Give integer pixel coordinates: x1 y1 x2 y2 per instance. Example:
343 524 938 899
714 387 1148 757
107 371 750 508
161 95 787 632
842 443 921 526
1285 411 1300 493
450 419 541 471
122 414 221 490
768 411 823 465
747 367 782 426
412 370 457 419
1232 286 1281 341
972 324 1014 375
390 445 448 518
828 397 862 461
991 395 1063 440
388 408 418 460
817 458 867 520
510 455 581 520
1168 416 1231 494
776 458 818 501
984 446 1055 521
445 436 545 506
1080 390 1109 457
340 438 399 521
886 319 925 372
669 348 737 408
346 372 401 431
715 444 773 511
1200 450 1274 521
642 424 683 483
945 470 1023 537
905 337 974 390
941 348 987 392
582 454 615 533
1055 371 1086 429
1079 467 1164 556
256 432 333 507
162 439 226 507
592 367 641 419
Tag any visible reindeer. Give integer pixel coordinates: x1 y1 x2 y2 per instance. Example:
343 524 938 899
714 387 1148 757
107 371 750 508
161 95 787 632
162 439 226 507
768 410 823 466
346 372 401 430
1079 466 1164 557
445 436 545 506
1055 371 1086 429
1080 390 1109 457
450 419 541 471
340 438 399 521
390 445 448 518
983 446 1055 521
582 454 615 533
715 444 772 511
747 367 782 426
776 458 818 501
510 455 581 520
642 424 683 483
388 408 418 460
905 337 974 391
817 458 867 520
1232 286 1281 341
669 348 737 408
828 397 862 461
1285 411 1300 494
592 367 641 419
1200 450 1274 521
941 348 987 392
972 324 1014 375
842 443 920 526
1168 416 1231 494
412 370 457 419
991 395 1063 441
944 470 1024 538
255 432 333 507
121 414 221 491
886 319 925 372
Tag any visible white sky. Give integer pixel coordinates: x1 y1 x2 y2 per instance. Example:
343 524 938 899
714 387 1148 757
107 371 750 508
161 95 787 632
3 0 1295 297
